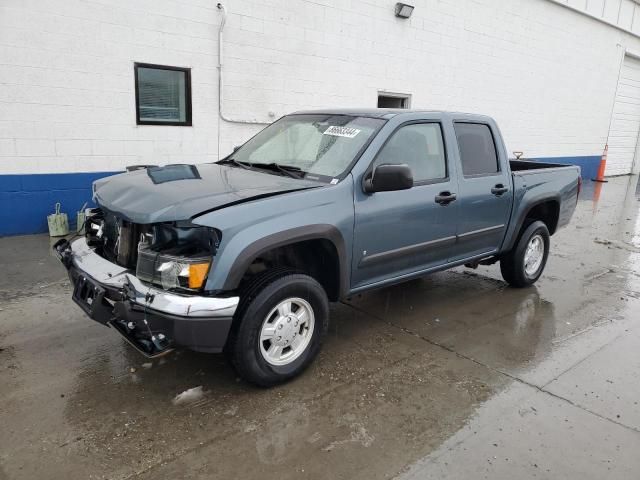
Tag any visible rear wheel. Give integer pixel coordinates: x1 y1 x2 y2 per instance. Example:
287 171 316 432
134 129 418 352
225 270 329 387
500 221 550 288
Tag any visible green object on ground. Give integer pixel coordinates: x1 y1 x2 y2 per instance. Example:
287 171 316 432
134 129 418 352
47 202 69 237
76 211 85 233
76 202 87 233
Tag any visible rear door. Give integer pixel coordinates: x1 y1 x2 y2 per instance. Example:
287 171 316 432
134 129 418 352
449 122 512 262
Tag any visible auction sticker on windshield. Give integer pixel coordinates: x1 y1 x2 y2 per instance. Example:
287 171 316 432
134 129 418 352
323 126 361 138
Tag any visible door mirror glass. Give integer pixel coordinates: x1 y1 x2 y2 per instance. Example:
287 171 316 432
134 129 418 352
364 164 413 193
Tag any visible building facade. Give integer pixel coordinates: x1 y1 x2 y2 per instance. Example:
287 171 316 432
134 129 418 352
1 0 640 235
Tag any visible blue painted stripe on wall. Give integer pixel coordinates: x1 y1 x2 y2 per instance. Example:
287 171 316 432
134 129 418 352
529 155 600 179
0 172 120 237
0 155 602 236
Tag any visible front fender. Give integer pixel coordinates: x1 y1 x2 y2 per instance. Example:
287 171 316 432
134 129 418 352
193 177 355 296
221 224 348 295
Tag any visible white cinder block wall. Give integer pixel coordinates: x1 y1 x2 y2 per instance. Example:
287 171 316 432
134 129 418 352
0 0 222 174
218 0 640 164
1 0 640 234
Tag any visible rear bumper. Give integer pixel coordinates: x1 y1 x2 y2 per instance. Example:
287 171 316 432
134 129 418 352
54 237 239 355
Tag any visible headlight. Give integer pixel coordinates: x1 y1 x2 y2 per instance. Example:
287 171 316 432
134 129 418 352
135 224 218 292
142 253 211 290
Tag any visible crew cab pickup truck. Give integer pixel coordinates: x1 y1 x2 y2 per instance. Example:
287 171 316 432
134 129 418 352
54 109 580 386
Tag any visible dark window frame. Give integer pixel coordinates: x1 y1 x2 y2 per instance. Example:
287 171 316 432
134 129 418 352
377 92 411 109
367 120 449 186
134 62 192 126
453 121 501 178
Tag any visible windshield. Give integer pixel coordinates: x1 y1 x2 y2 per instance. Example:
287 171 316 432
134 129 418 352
229 114 384 181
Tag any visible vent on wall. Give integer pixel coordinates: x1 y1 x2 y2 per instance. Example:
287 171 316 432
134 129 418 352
377 92 411 108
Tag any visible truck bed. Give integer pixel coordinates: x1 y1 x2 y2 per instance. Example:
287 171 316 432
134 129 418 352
509 159 571 171
501 159 581 254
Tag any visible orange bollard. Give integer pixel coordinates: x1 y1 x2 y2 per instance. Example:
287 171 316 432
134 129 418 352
592 179 603 206
592 144 608 183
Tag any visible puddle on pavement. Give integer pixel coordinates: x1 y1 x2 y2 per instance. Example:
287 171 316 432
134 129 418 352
1 177 640 479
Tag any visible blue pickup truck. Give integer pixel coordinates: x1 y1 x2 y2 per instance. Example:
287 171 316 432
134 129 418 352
54 109 580 386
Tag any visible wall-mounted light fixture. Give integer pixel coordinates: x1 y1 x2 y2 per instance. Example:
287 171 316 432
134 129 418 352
395 3 414 19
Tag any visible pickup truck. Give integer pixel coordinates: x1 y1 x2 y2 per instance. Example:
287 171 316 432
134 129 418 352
54 109 580 386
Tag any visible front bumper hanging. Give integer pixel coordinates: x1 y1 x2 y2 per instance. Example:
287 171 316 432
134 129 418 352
53 237 239 356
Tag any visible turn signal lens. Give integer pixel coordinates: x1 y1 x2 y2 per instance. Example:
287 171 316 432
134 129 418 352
188 262 211 289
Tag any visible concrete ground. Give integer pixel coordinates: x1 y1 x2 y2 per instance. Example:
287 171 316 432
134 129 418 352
1 176 639 480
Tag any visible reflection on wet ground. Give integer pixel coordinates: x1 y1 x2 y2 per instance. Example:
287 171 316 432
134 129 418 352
1 176 639 479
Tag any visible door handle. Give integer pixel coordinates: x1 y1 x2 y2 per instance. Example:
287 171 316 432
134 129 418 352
435 191 457 205
491 184 509 196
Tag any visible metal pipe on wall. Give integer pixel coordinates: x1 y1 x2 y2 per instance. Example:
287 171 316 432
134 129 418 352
216 3 271 158
216 3 272 126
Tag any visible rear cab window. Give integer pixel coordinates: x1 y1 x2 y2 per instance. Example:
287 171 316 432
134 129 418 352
454 123 500 177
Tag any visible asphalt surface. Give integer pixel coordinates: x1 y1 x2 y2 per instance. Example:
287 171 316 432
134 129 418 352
1 176 639 480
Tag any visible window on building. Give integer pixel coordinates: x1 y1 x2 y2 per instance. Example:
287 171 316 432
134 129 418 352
454 123 499 176
377 92 411 108
373 123 446 182
135 63 192 126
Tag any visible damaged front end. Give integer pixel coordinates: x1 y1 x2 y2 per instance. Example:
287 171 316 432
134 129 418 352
84 208 218 292
53 208 239 357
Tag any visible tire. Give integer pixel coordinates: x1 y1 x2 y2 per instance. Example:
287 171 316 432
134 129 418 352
500 220 550 288
225 269 329 387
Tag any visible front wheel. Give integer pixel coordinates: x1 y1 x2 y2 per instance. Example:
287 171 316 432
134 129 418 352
500 220 550 288
226 271 329 387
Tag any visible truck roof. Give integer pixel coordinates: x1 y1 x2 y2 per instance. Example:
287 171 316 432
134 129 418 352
290 108 493 121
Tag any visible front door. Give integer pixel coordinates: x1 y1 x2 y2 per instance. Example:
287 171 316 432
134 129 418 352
352 122 459 289
449 122 512 262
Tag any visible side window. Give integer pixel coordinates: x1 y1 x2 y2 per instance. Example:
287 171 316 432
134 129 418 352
373 123 446 182
135 63 191 126
454 123 499 176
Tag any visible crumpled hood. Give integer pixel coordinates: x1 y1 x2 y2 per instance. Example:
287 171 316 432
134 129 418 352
93 163 321 224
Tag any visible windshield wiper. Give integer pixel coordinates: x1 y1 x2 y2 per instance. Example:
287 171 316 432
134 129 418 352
251 162 304 179
217 158 252 169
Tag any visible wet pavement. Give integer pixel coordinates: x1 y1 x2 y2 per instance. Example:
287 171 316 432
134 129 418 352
1 176 639 480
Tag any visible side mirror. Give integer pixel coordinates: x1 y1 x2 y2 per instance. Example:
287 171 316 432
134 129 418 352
364 164 413 193
233 145 241 153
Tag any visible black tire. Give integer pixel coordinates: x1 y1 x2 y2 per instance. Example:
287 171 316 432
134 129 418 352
500 220 550 288
225 269 329 387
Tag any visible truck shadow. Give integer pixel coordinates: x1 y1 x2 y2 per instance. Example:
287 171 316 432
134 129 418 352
60 268 557 474
63 269 558 403
345 271 557 371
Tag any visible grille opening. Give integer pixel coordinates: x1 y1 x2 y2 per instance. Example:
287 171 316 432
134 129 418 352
86 209 217 271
